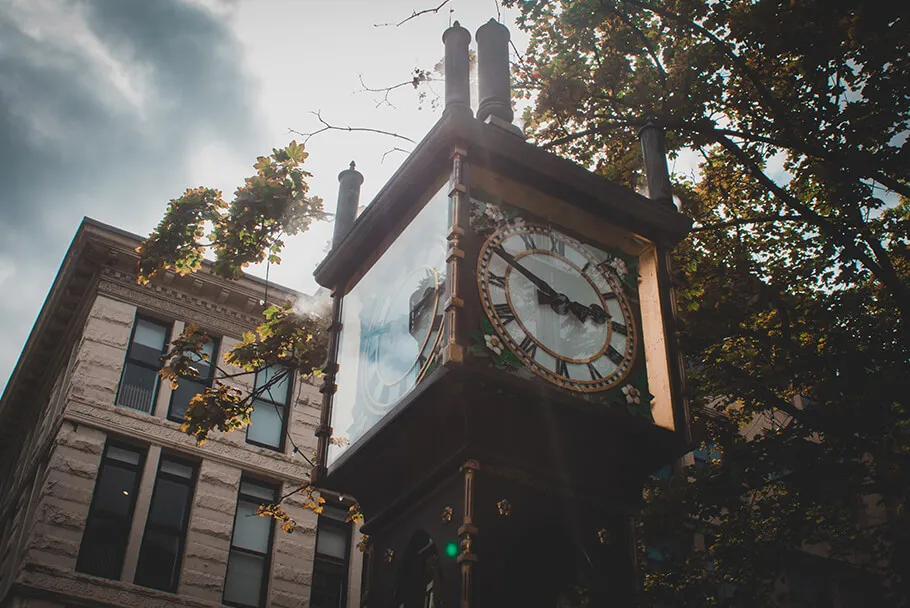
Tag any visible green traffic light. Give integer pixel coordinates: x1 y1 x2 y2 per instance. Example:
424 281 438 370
445 541 459 558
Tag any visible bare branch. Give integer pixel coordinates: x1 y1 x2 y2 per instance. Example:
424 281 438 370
374 0 453 27
358 72 440 110
382 147 411 163
289 111 416 145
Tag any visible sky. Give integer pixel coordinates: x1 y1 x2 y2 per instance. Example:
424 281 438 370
0 0 533 393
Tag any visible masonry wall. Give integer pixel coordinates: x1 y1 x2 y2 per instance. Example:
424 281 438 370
4 284 361 608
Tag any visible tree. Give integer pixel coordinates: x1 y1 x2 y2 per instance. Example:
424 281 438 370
138 0 909 602
501 0 909 604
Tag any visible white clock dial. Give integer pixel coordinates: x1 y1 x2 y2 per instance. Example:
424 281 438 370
478 223 637 392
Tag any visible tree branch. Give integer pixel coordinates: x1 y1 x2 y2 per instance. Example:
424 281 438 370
290 111 416 145
374 0 453 27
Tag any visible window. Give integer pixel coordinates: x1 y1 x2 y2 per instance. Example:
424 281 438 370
76 442 146 579
134 455 198 592
167 336 219 423
223 479 277 607
310 506 352 608
117 316 170 413
246 366 291 451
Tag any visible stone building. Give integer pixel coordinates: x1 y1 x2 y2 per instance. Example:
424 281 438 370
0 218 361 608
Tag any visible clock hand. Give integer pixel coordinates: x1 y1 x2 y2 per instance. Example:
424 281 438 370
493 246 559 300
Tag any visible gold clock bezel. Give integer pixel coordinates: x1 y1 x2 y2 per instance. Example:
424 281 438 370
477 222 638 392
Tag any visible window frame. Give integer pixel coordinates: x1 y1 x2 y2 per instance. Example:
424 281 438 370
310 506 353 608
223 477 278 608
166 334 220 424
245 366 292 452
75 440 147 579
133 453 199 592
116 314 171 414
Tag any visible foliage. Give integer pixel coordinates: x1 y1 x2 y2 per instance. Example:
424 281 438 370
138 143 330 518
505 0 909 604
137 141 325 283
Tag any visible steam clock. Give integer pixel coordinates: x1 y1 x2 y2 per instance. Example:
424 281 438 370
313 19 691 607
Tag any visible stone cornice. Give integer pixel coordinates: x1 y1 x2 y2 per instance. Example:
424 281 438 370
97 273 262 339
65 397 312 484
14 563 224 608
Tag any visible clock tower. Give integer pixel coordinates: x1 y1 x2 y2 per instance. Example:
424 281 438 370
313 19 691 607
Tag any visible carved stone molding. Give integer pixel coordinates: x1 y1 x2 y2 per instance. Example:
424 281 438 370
64 398 312 483
16 564 224 608
97 275 261 339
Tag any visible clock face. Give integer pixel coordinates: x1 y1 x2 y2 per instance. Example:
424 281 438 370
359 263 446 413
477 222 637 392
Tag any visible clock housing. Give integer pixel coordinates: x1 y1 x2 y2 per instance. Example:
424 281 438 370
329 179 450 465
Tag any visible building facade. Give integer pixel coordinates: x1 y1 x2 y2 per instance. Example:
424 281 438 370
0 219 361 608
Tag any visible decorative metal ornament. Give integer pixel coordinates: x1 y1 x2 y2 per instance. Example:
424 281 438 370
357 534 370 553
441 506 454 524
597 528 610 545
384 548 395 563
496 499 512 516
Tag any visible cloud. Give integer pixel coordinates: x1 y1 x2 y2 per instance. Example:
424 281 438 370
0 0 267 392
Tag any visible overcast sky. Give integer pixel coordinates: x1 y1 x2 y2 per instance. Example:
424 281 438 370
0 0 533 392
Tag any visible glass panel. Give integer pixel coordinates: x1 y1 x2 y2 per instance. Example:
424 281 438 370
255 366 289 404
331 182 450 465
232 501 272 554
76 514 130 579
240 480 276 503
147 478 191 528
169 379 205 421
134 529 180 591
106 445 142 466
224 550 265 607
247 400 284 449
160 458 194 479
117 362 158 412
130 319 167 366
94 466 138 517
316 525 348 560
311 560 346 608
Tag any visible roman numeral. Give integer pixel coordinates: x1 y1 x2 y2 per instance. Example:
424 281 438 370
601 291 618 301
611 321 627 335
550 235 565 255
582 261 592 273
555 358 569 378
519 232 536 250
587 362 603 380
488 272 506 288
606 345 625 366
518 335 537 357
493 303 516 324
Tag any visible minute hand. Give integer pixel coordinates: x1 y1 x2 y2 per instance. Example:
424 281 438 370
493 246 557 298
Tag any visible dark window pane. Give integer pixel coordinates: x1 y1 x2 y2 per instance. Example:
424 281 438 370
169 379 206 422
76 443 144 580
146 478 191 528
134 529 180 591
92 466 138 517
224 551 265 607
247 400 284 449
311 560 346 608
117 362 158 412
75 514 130 579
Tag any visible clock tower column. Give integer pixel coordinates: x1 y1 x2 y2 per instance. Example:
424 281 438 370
312 19 692 608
